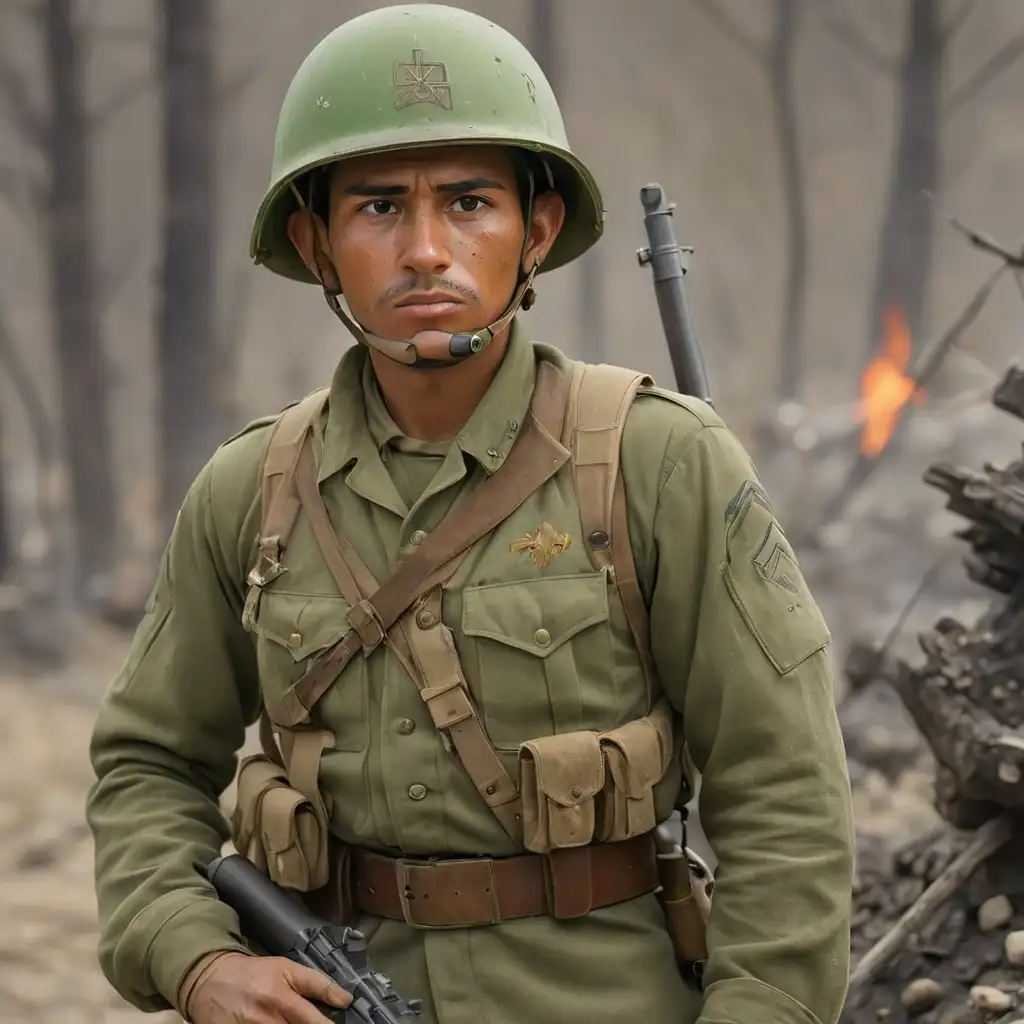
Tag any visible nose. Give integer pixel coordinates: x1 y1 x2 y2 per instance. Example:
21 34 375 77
400 206 452 278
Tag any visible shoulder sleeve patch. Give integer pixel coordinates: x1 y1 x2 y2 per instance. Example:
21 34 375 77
635 386 724 429
721 481 830 674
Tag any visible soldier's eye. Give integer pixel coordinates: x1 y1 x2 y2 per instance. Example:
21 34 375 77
361 199 397 216
452 195 487 213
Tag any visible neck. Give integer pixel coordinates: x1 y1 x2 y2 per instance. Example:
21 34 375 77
368 328 511 441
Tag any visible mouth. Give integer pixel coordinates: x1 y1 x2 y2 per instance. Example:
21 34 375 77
393 292 466 318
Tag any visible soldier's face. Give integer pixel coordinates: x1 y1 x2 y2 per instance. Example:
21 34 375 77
290 145 564 339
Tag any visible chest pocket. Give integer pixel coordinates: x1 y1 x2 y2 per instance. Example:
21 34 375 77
460 572 618 749
245 589 368 753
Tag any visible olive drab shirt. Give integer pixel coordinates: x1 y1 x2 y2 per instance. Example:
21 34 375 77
86 324 855 1024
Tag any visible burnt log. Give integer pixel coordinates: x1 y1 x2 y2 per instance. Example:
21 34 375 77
840 361 1024 1023
895 391 1024 816
992 364 1024 421
892 633 1024 817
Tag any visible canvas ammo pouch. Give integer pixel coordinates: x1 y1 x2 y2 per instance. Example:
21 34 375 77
519 730 606 854
518 697 675 855
230 727 334 893
597 697 674 841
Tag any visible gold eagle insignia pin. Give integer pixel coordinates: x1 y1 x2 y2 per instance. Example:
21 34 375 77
510 522 571 569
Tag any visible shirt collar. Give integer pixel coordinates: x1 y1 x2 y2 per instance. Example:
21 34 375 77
317 319 536 484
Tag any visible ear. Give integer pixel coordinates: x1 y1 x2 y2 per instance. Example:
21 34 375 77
522 190 566 273
287 208 320 280
287 208 342 293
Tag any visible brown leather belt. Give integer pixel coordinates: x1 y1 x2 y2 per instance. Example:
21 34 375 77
347 833 659 929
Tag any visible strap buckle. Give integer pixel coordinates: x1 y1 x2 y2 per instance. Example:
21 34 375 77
247 535 287 588
395 858 502 929
346 599 385 654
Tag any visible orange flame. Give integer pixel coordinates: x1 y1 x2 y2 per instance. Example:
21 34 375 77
858 306 925 457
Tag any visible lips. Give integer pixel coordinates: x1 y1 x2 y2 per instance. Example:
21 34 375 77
394 292 464 308
393 292 465 319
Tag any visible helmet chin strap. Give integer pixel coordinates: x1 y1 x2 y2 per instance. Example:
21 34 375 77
289 165 542 370
318 254 539 369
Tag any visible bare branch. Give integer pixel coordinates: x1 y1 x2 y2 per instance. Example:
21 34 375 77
946 32 1024 115
910 263 1005 391
949 218 1024 268
928 192 1024 268
1013 270 1024 311
818 6 895 75
941 0 977 45
691 0 764 65
89 72 152 129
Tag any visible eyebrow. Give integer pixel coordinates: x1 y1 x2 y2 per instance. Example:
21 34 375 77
342 177 507 196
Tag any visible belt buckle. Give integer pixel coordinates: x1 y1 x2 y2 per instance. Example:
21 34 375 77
395 857 501 930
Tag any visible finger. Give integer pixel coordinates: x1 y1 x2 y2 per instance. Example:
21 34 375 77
285 962 352 1008
280 990 344 1024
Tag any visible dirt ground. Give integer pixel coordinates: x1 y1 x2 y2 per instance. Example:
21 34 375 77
0 625 178 1024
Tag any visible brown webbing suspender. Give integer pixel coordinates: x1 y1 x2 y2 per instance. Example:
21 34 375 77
269 360 571 729
563 363 660 700
257 361 572 842
251 358 658 843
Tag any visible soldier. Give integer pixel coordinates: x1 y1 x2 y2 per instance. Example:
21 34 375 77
87 6 855 1024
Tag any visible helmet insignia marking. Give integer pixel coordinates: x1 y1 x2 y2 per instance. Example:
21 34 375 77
393 49 452 111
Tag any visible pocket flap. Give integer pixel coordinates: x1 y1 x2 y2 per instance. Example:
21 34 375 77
236 755 288 805
462 573 609 659
601 699 675 798
260 785 311 853
249 590 349 662
519 730 605 806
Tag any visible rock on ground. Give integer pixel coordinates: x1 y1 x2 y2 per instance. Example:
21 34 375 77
843 830 1024 1024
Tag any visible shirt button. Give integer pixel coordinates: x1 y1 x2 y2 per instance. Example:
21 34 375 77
408 784 427 801
416 608 438 629
534 628 551 647
396 718 416 736
410 529 427 546
287 632 303 649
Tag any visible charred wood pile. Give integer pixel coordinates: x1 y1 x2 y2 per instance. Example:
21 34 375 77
841 364 1024 1024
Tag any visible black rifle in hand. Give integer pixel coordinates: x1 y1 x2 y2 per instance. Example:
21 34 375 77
205 854 422 1023
637 184 713 405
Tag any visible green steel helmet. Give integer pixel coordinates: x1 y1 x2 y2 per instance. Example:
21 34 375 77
250 3 604 285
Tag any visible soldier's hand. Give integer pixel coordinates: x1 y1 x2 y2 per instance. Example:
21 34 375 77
187 952 353 1024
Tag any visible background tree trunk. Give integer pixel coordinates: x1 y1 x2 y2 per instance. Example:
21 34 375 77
771 0 808 402
44 0 117 600
865 0 942 357
157 0 220 540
